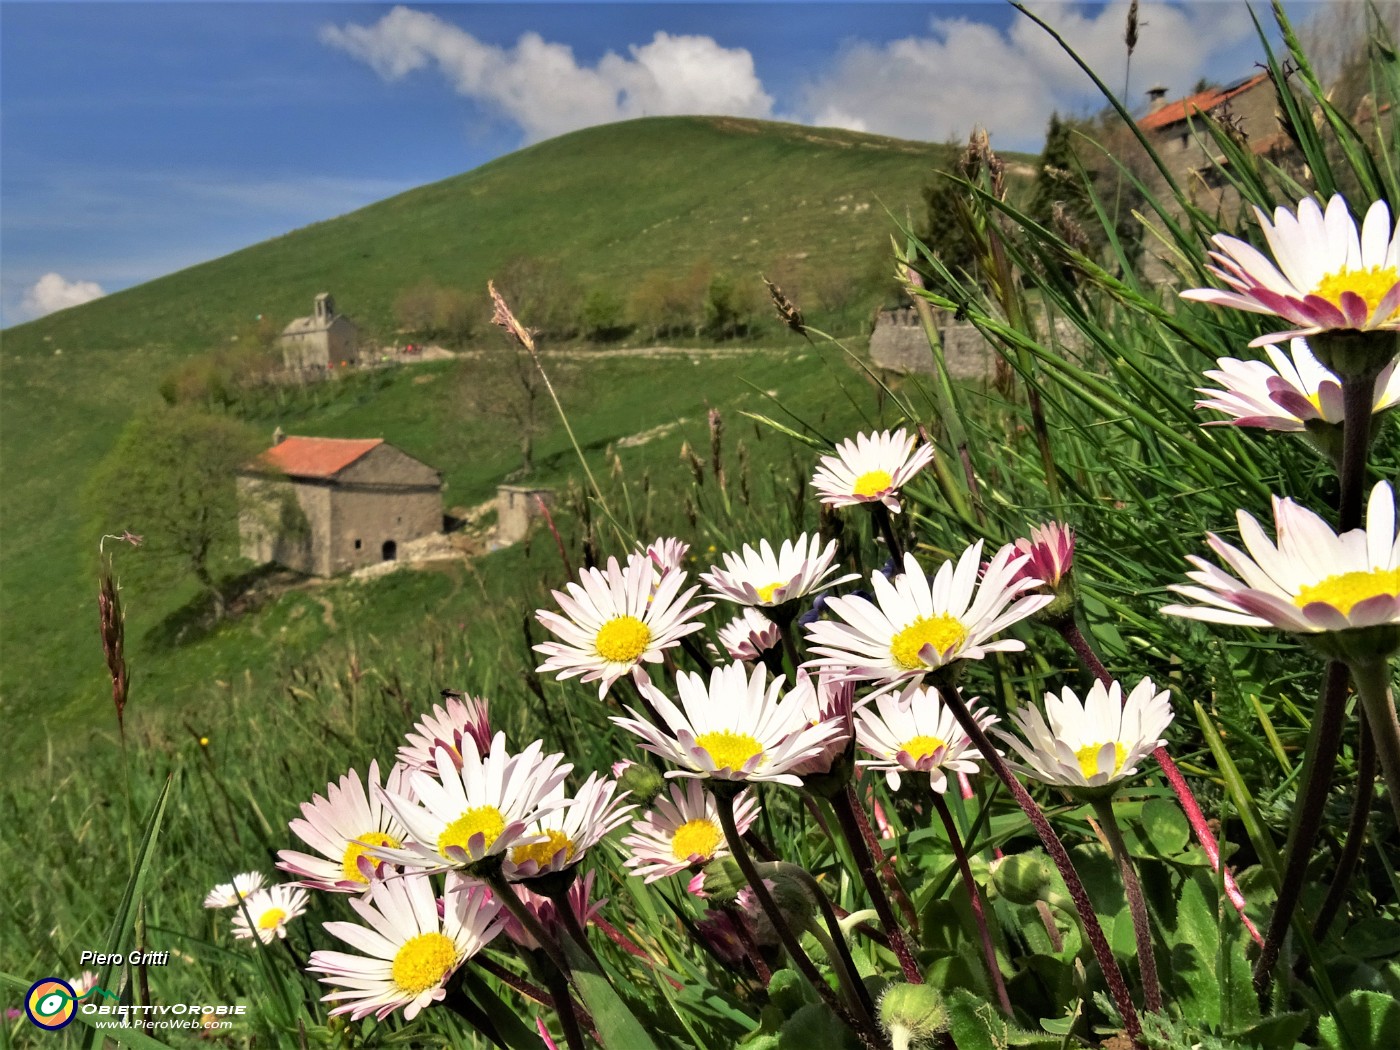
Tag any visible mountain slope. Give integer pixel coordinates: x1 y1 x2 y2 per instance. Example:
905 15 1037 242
0 115 986 735
3 116 976 356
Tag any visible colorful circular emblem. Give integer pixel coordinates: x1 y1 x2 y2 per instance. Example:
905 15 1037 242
25 978 77 1030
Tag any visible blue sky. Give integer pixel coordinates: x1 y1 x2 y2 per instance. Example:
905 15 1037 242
1 2 1304 326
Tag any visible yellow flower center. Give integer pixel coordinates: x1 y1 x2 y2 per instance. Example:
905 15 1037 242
391 932 459 995
1312 265 1400 317
670 818 724 861
890 615 968 670
1294 567 1400 616
595 615 652 663
341 831 402 884
257 908 286 931
1075 741 1127 780
695 730 765 772
899 734 947 761
510 828 576 870
853 469 894 498
438 805 507 857
755 581 786 604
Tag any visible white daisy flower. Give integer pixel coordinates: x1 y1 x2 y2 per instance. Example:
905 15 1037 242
804 546 1054 684
621 780 761 882
232 884 309 944
310 875 503 1021
1162 481 1399 634
204 871 266 909
700 533 858 609
785 672 856 778
1197 337 1400 431
534 555 712 699
1181 194 1400 346
397 693 493 775
67 972 99 998
503 772 635 881
277 760 411 893
716 608 782 662
612 662 847 786
500 870 606 952
1000 678 1174 790
856 683 996 793
373 733 573 872
637 536 690 576
811 428 935 513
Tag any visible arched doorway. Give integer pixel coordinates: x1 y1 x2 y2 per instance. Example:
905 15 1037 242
381 540 397 562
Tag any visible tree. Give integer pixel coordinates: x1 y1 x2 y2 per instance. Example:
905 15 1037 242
579 287 629 342
916 139 983 282
86 407 264 619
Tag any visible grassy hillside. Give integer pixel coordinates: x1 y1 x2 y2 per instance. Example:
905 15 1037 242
2 117 993 357
2 115 982 747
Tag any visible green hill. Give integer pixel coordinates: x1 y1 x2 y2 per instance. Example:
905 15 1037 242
2 115 988 750
3 116 980 357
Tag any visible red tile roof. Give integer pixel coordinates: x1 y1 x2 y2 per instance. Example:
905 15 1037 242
1138 72 1270 132
253 436 383 478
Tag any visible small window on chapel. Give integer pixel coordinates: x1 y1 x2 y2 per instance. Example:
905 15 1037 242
354 539 362 550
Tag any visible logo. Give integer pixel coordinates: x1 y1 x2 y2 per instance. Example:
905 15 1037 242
25 979 77 1031
24 979 119 1031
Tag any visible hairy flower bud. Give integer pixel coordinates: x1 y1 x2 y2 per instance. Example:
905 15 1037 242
878 984 948 1050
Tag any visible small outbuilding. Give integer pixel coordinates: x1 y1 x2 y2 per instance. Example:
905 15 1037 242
280 293 360 370
238 435 443 577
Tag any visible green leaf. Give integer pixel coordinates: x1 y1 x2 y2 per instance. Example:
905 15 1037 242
561 937 663 1050
457 968 543 1050
1138 799 1190 857
85 774 175 1050
1317 990 1400 1050
944 989 1061 1050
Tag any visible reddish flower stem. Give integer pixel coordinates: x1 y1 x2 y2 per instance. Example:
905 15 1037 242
1309 714 1376 949
930 792 1012 1015
933 682 1142 1045
829 785 924 983
851 781 920 928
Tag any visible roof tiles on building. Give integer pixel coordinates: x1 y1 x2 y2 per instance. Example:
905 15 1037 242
1138 72 1270 132
253 436 383 479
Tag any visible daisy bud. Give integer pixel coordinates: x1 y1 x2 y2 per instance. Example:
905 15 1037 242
767 968 813 1014
878 984 948 1050
615 761 665 808
698 856 750 906
1010 521 1077 623
988 851 1069 911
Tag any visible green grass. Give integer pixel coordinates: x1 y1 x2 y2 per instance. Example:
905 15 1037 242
1 115 992 753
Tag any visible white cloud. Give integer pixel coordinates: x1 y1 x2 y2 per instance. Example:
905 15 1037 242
21 273 106 318
801 2 1258 151
320 6 774 142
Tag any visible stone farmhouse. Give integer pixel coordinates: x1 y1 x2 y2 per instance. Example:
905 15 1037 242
1136 73 1291 212
238 435 443 577
280 293 360 370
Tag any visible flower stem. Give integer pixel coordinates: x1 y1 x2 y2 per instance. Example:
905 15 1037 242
714 790 868 1040
547 883 604 970
933 681 1142 1045
829 787 923 983
1059 618 1261 944
1348 659 1400 828
869 502 905 565
1338 369 1378 531
538 957 588 1050
781 862 881 1028
716 795 845 1013
1310 713 1376 948
848 783 920 927
930 792 1012 1015
1089 798 1163 1013
484 872 574 984
1254 659 1351 996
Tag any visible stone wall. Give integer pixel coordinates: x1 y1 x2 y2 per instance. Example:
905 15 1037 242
237 475 327 577
868 307 996 382
497 485 554 546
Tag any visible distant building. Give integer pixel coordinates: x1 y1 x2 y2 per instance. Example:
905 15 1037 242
280 293 360 370
1136 74 1291 213
238 435 443 577
868 306 996 382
